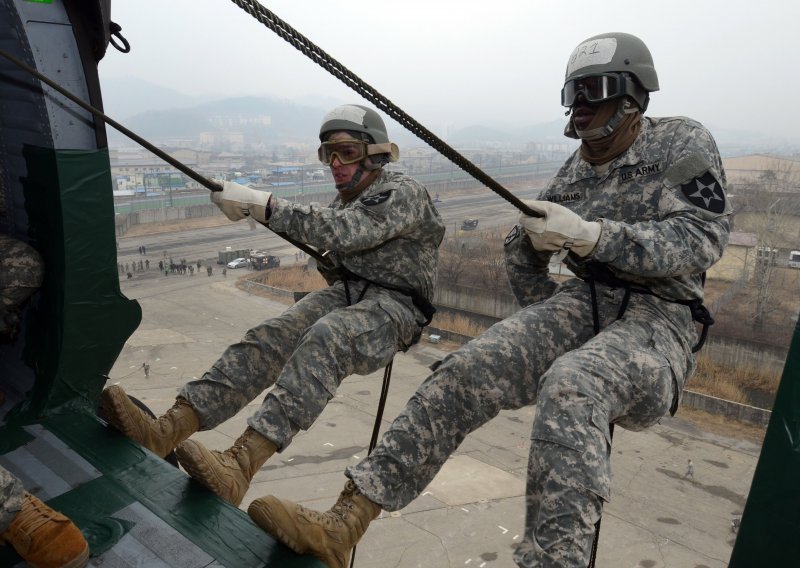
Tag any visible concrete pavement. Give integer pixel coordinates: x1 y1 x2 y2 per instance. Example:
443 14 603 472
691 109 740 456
109 265 760 568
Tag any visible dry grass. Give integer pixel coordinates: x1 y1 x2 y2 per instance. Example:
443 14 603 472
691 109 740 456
254 264 328 291
689 352 781 405
431 312 489 337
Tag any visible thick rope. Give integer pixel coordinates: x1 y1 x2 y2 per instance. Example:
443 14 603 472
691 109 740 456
228 0 541 218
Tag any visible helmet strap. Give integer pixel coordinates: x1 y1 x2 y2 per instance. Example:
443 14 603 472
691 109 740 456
336 165 380 202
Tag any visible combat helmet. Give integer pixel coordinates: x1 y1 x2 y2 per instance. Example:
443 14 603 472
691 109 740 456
562 32 658 111
318 104 399 168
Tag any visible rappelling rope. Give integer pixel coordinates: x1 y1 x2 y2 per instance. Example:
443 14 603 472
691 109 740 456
228 0 542 219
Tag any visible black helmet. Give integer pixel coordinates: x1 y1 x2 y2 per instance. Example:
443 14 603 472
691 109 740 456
562 32 658 111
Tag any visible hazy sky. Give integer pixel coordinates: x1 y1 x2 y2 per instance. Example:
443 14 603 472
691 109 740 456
100 0 799 142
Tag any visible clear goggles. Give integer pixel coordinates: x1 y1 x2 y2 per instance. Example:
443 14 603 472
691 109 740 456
561 73 633 107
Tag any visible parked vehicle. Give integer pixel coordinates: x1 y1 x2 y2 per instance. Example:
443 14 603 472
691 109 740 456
227 258 249 269
789 250 800 269
461 218 479 230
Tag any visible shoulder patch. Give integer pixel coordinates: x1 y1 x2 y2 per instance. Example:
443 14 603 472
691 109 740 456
680 172 726 213
360 190 392 206
504 224 521 246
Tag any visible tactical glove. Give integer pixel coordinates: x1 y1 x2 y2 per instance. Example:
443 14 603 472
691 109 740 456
211 181 272 223
518 199 601 257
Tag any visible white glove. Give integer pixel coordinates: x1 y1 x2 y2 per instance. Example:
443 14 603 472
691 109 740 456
518 200 601 257
211 181 272 223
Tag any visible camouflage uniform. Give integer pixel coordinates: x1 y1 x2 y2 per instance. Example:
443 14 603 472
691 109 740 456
346 116 731 567
0 465 23 534
0 234 44 340
180 169 444 450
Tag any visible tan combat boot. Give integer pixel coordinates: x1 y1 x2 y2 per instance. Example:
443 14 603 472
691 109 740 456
98 385 199 458
175 427 277 506
1 491 89 568
247 480 381 568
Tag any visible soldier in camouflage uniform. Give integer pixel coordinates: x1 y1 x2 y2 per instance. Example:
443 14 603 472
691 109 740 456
0 234 44 343
0 465 89 566
99 104 445 506
245 33 731 568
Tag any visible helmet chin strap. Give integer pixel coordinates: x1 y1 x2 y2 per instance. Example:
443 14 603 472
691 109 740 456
335 161 381 202
569 98 638 141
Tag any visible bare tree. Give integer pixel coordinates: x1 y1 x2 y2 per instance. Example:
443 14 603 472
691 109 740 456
731 160 800 331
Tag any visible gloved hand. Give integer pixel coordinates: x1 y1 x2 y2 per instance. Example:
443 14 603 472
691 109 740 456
211 181 272 223
518 200 601 257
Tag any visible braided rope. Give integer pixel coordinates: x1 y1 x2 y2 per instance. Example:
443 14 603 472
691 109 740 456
229 0 540 217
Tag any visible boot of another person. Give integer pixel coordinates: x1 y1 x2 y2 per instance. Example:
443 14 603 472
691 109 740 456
98 385 199 458
247 479 381 568
1 491 90 568
175 427 277 506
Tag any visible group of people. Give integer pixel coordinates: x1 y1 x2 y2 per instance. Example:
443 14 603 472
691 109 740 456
5 30 731 568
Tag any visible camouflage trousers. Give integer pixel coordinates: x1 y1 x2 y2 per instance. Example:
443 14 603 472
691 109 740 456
0 465 23 534
0 234 44 333
180 279 422 449
347 279 696 567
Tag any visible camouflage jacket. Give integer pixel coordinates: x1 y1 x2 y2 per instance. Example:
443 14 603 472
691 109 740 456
268 169 445 300
506 116 732 305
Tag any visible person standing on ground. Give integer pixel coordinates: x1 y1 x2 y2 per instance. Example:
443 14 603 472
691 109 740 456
245 32 731 568
98 104 445 507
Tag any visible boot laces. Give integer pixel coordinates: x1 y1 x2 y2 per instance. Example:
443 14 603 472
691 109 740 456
12 494 63 536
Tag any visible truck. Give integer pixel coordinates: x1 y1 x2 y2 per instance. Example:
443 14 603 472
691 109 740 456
461 218 479 230
217 247 252 265
251 253 281 270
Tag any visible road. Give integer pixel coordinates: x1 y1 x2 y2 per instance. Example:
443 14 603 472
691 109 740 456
116 184 546 277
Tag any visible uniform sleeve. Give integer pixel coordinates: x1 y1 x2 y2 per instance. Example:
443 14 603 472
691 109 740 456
591 125 732 278
266 177 428 253
504 224 559 306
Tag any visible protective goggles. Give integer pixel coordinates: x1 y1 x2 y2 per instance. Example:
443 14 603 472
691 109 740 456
318 139 368 165
561 73 634 107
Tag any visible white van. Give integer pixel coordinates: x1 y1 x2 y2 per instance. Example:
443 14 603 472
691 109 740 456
789 250 800 269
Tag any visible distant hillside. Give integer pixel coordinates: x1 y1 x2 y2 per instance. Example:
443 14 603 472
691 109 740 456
98 77 799 153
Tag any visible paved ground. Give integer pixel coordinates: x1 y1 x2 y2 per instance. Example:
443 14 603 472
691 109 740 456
109 226 762 568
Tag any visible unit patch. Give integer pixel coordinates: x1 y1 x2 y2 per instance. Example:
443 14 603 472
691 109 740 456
504 224 521 246
361 190 392 206
619 162 662 182
680 172 725 213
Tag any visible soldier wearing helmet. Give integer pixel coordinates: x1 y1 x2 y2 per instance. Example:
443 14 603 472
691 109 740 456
245 34 732 568
99 104 445 508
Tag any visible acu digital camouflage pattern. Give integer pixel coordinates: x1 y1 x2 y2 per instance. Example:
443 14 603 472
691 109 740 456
346 116 731 567
268 169 444 300
181 169 444 450
0 465 23 533
0 234 44 339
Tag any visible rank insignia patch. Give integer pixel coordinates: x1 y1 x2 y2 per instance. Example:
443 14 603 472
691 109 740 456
680 172 725 213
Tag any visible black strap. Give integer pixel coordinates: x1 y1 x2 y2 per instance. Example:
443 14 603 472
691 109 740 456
339 266 436 327
583 262 713 352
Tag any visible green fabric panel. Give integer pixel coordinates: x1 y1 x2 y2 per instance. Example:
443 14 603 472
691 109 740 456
20 146 141 416
43 411 324 567
729 315 800 566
